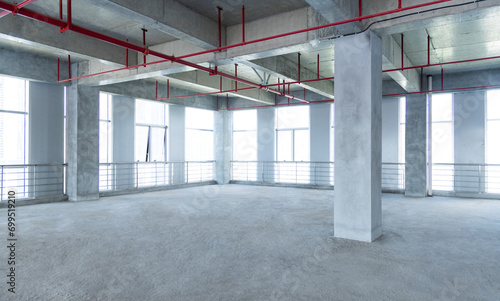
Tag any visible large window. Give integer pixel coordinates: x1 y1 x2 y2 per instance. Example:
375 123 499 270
232 110 257 181
486 90 500 193
135 99 168 162
399 97 406 164
99 93 112 163
432 93 454 191
0 76 29 165
276 106 310 183
185 107 214 161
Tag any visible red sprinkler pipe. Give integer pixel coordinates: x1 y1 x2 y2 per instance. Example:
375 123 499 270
155 81 158 99
242 6 245 43
317 54 320 80
235 64 238 91
217 7 223 50
60 0 71 32
142 28 147 66
59 0 62 19
0 0 39 17
298 53 301 83
358 0 362 22
68 55 71 79
398 0 402 9
401 34 404 68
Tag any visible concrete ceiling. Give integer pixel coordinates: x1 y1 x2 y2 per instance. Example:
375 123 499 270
1 0 500 102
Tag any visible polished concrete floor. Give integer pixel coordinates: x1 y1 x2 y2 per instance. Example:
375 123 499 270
1 185 499 300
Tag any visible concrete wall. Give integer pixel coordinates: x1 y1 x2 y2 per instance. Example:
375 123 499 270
214 110 232 184
405 94 427 197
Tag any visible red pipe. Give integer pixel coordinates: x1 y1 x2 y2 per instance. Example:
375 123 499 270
57 58 60 82
235 64 238 91
298 53 301 83
217 7 223 50
172 0 452 61
226 94 229 110
317 54 319 80
242 6 245 43
142 28 147 66
441 68 444 90
398 0 402 9
167 79 170 99
155 81 158 99
59 0 62 19
125 38 129 68
68 55 71 79
401 34 404 69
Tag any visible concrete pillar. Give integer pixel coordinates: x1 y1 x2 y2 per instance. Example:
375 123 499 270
112 95 135 190
405 94 427 197
66 81 99 201
333 30 382 242
214 110 232 184
382 98 400 189
169 105 185 184
454 91 486 193
310 103 330 185
29 82 64 197
257 108 275 182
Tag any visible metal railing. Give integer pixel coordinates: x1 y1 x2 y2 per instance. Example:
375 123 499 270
382 163 405 191
231 161 334 186
432 163 500 195
99 161 215 192
0 164 67 201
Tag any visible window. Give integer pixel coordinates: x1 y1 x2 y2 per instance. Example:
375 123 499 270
0 76 29 165
276 106 310 183
232 110 257 181
99 93 112 163
0 76 29 197
330 103 335 162
185 107 214 161
486 90 500 193
135 99 168 162
431 93 454 191
398 97 406 164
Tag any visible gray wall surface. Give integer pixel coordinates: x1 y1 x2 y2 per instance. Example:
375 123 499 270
405 94 427 197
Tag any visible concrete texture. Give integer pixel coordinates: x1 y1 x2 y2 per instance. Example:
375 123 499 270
405 94 428 197
214 110 232 184
1 185 499 300
334 30 383 242
66 75 100 202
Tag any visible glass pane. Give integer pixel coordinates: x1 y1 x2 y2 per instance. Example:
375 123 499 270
0 76 26 112
277 130 292 161
233 131 257 161
233 110 257 131
186 129 213 161
331 103 335 127
487 120 500 164
99 93 109 120
294 130 310 162
487 90 500 120
398 124 406 163
186 107 214 130
136 99 165 125
0 112 25 164
99 121 109 163
399 97 406 124
277 106 309 129
330 127 335 162
135 126 149 162
432 122 453 163
150 127 166 162
432 93 453 122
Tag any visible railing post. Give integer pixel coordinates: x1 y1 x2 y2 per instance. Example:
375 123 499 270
478 165 482 194
33 165 37 198
135 162 139 188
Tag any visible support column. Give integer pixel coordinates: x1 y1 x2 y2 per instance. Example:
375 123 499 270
334 30 382 242
169 105 185 184
405 94 427 197
214 110 232 184
29 82 64 197
454 91 486 193
310 103 330 185
112 95 135 190
66 80 100 201
257 108 275 182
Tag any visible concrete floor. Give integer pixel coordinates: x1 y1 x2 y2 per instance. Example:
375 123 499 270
1 184 499 300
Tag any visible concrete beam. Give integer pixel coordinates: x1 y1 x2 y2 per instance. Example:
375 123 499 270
168 70 275 105
304 0 360 35
244 56 334 99
382 35 421 92
0 14 136 66
83 0 220 49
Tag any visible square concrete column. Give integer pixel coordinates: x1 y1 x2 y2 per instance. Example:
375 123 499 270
214 110 232 184
334 30 382 242
405 94 427 197
310 103 331 185
169 105 186 185
453 91 486 193
257 108 275 182
66 82 99 201
112 95 135 190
